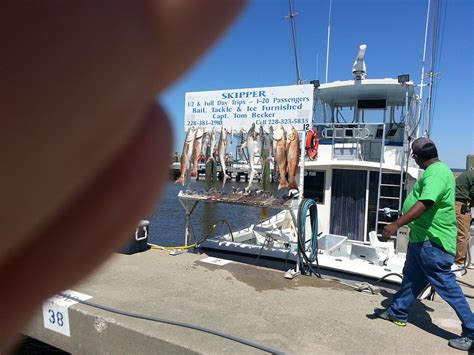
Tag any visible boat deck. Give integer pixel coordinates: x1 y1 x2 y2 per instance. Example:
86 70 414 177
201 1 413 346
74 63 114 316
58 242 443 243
24 250 474 354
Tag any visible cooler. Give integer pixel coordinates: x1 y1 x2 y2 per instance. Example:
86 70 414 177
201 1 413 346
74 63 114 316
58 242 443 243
119 220 150 255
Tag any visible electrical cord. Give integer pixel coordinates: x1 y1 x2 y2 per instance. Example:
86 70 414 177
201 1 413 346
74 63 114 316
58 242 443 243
293 198 402 287
196 219 234 244
454 234 474 298
59 293 284 355
353 272 404 294
255 236 272 266
294 197 403 293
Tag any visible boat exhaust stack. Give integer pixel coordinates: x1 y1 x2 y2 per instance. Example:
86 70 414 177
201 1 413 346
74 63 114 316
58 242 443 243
352 44 367 80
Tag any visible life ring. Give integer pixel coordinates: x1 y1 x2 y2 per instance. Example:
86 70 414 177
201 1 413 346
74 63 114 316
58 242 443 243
305 128 319 160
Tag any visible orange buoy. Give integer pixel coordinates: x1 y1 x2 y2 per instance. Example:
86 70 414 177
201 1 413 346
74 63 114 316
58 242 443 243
305 128 319 160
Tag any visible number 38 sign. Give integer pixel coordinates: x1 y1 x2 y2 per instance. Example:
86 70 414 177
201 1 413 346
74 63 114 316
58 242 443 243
42 290 92 336
43 305 69 336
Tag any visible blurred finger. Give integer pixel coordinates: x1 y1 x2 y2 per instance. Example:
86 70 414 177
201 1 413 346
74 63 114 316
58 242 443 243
0 104 171 348
0 0 244 271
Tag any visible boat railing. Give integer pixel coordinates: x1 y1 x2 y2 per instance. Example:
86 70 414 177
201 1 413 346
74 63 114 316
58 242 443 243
313 122 405 164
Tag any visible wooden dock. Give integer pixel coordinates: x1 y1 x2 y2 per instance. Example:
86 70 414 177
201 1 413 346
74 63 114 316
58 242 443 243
23 250 474 354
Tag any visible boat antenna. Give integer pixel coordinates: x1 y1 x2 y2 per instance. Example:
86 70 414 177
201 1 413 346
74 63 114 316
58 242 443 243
417 0 431 138
352 44 367 80
425 0 440 137
325 0 332 83
286 0 303 84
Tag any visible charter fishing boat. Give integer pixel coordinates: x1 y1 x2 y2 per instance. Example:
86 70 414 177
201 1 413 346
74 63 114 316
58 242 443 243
189 45 425 289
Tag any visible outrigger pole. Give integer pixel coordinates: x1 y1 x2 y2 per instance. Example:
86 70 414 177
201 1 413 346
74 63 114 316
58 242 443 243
325 0 332 84
286 0 303 84
416 0 431 138
425 0 440 138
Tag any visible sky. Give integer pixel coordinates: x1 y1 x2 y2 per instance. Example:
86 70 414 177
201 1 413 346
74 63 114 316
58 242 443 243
161 0 473 169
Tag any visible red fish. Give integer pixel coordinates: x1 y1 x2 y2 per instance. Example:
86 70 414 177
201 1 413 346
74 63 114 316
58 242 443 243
274 126 288 190
286 126 300 190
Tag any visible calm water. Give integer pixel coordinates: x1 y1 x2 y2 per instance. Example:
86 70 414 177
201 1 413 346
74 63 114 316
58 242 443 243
147 180 281 247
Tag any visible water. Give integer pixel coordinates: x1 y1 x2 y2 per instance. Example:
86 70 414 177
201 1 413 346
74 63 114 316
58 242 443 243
15 336 68 354
147 180 281 247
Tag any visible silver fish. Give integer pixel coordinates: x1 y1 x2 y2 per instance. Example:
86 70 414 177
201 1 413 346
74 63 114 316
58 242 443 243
191 127 204 177
175 127 195 185
218 127 230 189
207 128 217 162
201 130 209 157
243 124 257 192
256 125 264 159
267 125 275 162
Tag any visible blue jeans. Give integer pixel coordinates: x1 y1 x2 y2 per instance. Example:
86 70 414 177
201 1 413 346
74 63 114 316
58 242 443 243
388 240 474 337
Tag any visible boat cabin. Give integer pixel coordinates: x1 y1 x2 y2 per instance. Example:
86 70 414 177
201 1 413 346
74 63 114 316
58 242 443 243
304 78 422 245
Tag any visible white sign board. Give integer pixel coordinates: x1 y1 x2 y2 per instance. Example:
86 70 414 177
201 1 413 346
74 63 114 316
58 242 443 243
42 290 92 336
199 256 233 266
185 84 314 131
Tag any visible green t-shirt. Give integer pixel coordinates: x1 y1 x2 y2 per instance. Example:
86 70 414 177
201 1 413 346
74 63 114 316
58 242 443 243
455 169 474 201
402 161 457 255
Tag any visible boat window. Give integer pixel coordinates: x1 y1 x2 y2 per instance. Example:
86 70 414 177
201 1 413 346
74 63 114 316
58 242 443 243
358 99 386 109
313 98 333 124
323 128 334 138
367 171 379 235
304 171 325 204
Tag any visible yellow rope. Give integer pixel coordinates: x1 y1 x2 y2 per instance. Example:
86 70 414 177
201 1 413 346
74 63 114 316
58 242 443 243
148 223 220 251
149 243 196 250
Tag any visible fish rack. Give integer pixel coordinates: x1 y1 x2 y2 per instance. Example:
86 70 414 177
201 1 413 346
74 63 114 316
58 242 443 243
178 190 299 239
177 189 305 278
177 190 298 245
178 190 294 207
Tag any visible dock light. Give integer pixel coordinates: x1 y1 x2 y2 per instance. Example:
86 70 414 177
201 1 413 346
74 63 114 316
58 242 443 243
398 74 410 83
310 80 320 88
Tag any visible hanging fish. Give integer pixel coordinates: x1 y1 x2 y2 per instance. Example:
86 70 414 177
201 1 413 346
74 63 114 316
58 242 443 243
260 127 272 192
229 127 234 145
191 127 205 177
175 127 196 185
201 130 210 157
218 127 230 189
274 125 288 190
205 128 217 191
272 125 279 164
264 126 274 163
255 125 264 160
243 123 257 192
238 128 246 161
286 125 300 190
207 128 217 162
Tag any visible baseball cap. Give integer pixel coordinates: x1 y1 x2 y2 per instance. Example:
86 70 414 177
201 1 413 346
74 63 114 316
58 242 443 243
411 137 438 158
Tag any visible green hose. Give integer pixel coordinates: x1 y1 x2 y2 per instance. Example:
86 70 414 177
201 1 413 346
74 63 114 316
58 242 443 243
297 198 321 277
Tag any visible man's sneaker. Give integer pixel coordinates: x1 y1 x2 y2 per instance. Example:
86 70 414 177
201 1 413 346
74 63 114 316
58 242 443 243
451 263 464 279
448 336 474 351
373 308 407 327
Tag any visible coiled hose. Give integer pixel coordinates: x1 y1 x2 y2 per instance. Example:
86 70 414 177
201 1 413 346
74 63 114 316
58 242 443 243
297 198 322 278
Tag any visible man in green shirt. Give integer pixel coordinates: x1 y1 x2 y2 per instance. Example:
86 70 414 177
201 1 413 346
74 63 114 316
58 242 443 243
373 137 474 352
453 170 474 268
